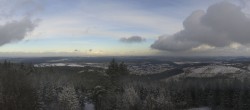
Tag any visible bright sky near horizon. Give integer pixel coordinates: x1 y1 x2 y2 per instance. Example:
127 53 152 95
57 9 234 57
0 0 249 57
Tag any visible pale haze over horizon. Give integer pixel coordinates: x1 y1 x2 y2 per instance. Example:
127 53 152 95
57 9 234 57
0 0 249 57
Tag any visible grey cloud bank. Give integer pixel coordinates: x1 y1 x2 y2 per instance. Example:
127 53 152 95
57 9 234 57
120 36 146 43
0 0 41 46
0 18 37 46
151 1 250 52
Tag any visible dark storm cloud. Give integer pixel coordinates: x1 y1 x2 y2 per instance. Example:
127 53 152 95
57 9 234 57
120 36 146 43
0 18 37 46
151 1 250 52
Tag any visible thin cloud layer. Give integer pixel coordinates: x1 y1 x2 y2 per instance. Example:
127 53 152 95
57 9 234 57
0 0 43 18
120 36 146 43
151 1 250 52
0 18 37 46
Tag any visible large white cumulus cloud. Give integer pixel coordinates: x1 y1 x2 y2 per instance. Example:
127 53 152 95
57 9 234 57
151 1 250 52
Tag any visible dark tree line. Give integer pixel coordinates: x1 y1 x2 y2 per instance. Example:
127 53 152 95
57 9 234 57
93 59 250 110
1 60 250 110
106 58 129 77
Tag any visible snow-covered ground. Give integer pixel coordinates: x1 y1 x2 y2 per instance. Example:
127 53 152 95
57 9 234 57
184 65 244 77
187 107 211 110
34 62 107 69
34 63 85 67
167 65 250 81
84 102 95 110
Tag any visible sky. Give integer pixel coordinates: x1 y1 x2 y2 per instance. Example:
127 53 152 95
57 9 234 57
0 0 249 57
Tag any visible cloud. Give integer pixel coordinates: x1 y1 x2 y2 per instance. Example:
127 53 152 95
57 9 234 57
120 36 146 43
239 0 249 7
0 0 43 18
0 18 37 46
151 1 250 52
0 0 42 46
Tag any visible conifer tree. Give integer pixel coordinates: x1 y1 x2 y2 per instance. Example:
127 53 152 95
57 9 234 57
106 58 119 77
119 61 129 75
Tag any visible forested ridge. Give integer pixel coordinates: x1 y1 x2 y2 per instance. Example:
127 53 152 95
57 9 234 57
0 60 249 110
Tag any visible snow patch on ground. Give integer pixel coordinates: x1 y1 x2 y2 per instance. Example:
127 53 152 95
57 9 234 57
84 102 95 110
185 65 243 77
34 63 85 67
187 107 211 110
165 65 250 80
